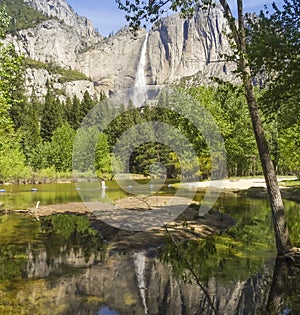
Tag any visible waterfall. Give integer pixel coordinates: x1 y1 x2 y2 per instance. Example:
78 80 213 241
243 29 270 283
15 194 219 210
135 33 148 89
133 33 148 106
133 251 148 314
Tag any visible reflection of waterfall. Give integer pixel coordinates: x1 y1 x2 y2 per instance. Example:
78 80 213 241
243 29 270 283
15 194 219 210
133 33 148 106
133 251 148 314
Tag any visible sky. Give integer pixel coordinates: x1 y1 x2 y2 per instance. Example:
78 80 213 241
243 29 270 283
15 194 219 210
67 0 284 37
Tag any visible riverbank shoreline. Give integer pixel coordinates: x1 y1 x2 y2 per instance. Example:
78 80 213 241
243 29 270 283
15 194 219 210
1 177 299 252
1 176 299 216
183 176 298 190
0 198 236 252
183 176 300 202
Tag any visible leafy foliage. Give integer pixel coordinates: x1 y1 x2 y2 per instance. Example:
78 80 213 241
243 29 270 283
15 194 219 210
0 94 30 182
0 6 29 182
278 124 300 179
247 0 300 125
48 123 76 172
95 133 112 179
0 41 24 128
115 0 212 30
246 0 300 178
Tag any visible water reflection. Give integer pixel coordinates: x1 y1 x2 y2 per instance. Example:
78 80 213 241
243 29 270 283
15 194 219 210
0 193 299 314
0 183 82 210
266 257 300 314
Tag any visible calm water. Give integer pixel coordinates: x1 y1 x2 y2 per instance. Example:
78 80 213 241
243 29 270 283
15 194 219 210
0 184 300 314
0 181 178 210
0 183 81 210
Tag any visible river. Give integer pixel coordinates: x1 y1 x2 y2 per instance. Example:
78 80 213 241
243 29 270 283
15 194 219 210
0 183 299 314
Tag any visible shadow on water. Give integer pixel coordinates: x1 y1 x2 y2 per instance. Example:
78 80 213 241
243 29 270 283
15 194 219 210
0 191 299 314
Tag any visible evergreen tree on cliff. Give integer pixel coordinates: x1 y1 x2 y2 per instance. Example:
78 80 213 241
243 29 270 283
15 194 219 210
115 0 295 254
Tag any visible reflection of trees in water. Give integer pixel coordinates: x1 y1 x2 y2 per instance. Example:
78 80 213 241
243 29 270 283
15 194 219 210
1 201 300 314
160 234 300 314
40 214 105 262
265 256 300 315
0 214 106 281
25 214 106 278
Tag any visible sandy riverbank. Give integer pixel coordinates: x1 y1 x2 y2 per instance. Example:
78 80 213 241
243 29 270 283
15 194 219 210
183 176 297 190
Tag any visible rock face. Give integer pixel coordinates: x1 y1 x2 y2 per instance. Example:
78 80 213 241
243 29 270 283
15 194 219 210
147 7 236 85
79 7 237 94
24 0 100 45
16 0 101 67
14 20 84 68
25 67 99 100
11 1 237 100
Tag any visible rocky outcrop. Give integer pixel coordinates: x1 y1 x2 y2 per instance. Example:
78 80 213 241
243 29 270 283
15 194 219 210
25 67 99 100
10 1 237 100
147 7 236 85
14 20 83 68
23 0 101 45
78 7 237 94
4 0 102 100
78 27 146 92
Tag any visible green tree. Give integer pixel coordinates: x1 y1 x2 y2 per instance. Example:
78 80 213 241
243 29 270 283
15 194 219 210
247 0 300 124
69 95 81 129
0 95 29 182
40 85 63 141
0 6 29 182
0 0 49 32
95 132 112 179
214 84 259 176
247 0 300 179
81 91 97 119
48 123 76 172
115 0 293 254
278 124 300 179
73 126 101 173
20 94 43 168
0 6 25 129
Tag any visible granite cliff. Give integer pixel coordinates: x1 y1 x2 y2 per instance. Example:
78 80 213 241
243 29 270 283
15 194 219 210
8 0 237 100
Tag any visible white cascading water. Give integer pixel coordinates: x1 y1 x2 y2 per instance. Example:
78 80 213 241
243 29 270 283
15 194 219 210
133 33 149 106
133 251 148 314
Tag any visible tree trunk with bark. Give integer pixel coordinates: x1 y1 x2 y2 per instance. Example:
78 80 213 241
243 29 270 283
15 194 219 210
220 0 292 254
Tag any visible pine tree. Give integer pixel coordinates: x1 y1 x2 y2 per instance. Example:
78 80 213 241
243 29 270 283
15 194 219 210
69 95 81 129
21 93 42 168
81 91 96 119
40 84 63 141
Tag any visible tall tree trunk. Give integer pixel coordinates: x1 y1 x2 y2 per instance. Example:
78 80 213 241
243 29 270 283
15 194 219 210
219 0 292 254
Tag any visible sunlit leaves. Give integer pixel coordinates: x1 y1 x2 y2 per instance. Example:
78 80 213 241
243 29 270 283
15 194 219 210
247 0 300 118
278 124 300 179
0 5 28 182
49 123 76 172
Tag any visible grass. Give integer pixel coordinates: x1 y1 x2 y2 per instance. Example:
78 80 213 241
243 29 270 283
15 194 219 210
280 179 300 187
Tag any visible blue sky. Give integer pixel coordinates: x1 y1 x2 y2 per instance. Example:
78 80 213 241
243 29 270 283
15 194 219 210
67 0 284 37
